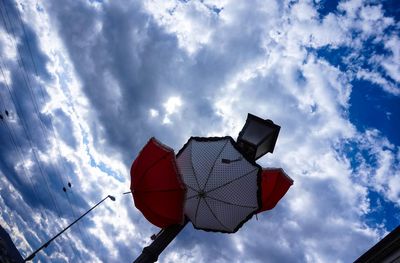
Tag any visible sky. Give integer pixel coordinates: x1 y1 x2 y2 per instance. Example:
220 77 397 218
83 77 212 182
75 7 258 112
0 0 399 262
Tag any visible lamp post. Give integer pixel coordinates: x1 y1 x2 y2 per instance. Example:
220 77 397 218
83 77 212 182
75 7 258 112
236 113 281 161
130 113 284 262
133 218 188 263
24 195 116 261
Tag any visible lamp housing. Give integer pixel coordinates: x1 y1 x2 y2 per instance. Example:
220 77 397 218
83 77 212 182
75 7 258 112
236 113 281 161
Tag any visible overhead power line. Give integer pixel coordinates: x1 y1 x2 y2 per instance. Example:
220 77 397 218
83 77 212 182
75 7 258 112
0 1 83 259
0 85 46 220
0 0 62 219
11 2 93 256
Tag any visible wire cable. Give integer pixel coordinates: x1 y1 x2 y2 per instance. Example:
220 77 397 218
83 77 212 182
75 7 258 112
1 2 89 260
0 0 62 219
0 88 47 220
2 0 75 201
15 2 96 254
11 2 93 257
15 3 38 77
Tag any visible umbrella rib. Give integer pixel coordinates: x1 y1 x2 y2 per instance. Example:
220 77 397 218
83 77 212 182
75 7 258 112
206 168 259 194
205 195 257 209
189 143 202 191
203 198 230 232
185 184 198 192
202 139 229 191
186 194 198 200
194 198 201 226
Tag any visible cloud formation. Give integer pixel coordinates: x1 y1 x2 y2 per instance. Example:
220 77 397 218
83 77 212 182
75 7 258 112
0 0 399 262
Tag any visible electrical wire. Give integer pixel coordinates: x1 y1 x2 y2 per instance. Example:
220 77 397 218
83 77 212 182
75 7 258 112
1 2 93 260
11 2 94 257
2 0 76 205
15 3 97 255
0 0 62 220
1 0 65 189
0 1 81 259
15 4 38 77
0 88 46 220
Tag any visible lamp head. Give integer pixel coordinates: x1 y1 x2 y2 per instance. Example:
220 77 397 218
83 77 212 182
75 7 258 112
236 113 281 161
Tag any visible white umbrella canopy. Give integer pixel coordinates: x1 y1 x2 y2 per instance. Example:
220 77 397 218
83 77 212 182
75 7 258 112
176 137 261 233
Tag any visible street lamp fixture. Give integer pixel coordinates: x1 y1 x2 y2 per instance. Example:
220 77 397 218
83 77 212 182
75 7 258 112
24 195 116 261
131 113 286 262
236 113 281 161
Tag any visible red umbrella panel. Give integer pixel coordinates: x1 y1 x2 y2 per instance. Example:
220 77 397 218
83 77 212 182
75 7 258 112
258 168 293 213
130 137 186 228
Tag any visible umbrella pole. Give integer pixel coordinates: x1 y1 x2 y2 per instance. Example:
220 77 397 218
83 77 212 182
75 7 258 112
133 218 188 263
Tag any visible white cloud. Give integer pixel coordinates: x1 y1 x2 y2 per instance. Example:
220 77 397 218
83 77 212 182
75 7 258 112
0 29 18 62
163 96 183 124
144 0 218 55
0 0 398 262
163 96 183 115
149 108 159 118
352 129 400 204
163 244 205 263
356 69 400 96
381 35 400 83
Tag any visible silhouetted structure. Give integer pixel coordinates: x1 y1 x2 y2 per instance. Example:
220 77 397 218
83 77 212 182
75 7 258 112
355 226 400 262
0 225 23 263
131 113 292 262
134 219 188 263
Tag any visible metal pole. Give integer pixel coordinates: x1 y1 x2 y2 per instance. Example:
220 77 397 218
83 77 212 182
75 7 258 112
133 218 188 263
24 195 116 261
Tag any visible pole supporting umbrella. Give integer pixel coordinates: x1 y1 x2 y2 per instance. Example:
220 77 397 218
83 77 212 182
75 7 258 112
133 218 188 263
129 114 292 262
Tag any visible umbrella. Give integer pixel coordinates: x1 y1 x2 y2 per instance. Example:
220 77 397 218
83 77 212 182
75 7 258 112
130 137 186 228
176 136 261 233
258 168 293 213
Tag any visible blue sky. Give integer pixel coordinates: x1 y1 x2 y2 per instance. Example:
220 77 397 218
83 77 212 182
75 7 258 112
0 0 399 262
